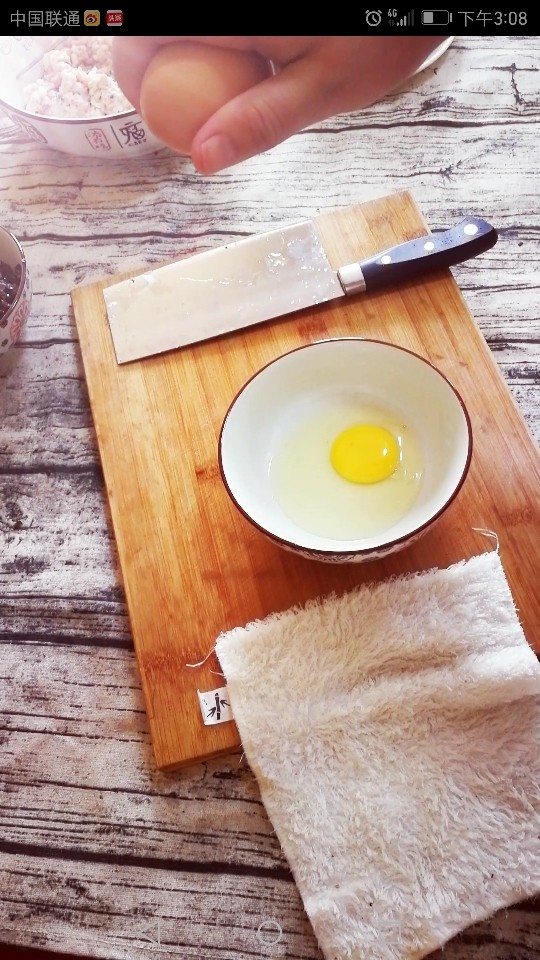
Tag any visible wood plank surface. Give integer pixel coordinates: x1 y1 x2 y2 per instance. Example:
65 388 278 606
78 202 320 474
72 189 539 771
1 35 539 960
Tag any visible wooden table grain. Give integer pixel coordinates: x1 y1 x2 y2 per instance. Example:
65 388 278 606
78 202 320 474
0 35 538 960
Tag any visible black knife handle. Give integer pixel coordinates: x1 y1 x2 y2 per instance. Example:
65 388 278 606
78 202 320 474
339 217 498 294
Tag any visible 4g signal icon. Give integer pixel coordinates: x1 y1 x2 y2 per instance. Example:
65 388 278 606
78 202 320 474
387 8 415 25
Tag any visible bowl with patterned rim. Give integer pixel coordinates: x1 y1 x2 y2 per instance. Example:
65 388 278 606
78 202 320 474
0 36 163 159
0 224 31 358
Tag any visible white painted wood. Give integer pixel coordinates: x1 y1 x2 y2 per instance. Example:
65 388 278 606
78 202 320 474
0 35 538 960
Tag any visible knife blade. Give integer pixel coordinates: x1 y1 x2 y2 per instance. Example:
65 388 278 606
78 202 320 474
104 215 497 364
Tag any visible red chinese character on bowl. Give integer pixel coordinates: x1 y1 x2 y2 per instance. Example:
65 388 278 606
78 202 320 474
85 128 112 151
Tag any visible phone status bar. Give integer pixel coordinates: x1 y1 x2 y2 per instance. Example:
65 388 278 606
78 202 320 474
363 8 533 32
3 10 536 33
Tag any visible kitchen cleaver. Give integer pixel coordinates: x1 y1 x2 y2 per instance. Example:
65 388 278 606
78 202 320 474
104 215 498 364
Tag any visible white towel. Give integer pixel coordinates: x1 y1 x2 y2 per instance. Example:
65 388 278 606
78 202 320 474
215 551 540 960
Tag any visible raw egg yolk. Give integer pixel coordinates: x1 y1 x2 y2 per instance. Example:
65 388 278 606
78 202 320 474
330 424 399 484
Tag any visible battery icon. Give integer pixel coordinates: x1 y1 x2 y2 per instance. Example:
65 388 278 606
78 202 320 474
421 9 452 24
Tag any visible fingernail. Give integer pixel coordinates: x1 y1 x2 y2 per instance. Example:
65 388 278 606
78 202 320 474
197 134 236 175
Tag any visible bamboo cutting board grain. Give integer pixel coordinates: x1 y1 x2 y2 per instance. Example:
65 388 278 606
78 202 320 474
71 191 540 771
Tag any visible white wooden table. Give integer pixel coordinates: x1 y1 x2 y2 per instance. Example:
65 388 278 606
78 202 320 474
0 35 538 960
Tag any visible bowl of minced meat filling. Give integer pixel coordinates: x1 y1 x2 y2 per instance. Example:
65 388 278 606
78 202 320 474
0 37 164 158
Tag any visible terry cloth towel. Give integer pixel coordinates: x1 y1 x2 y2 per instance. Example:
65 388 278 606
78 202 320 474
215 551 540 960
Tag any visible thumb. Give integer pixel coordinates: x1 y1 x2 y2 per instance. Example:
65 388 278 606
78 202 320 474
191 66 328 175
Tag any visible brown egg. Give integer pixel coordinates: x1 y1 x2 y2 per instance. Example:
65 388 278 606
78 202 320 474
139 42 270 155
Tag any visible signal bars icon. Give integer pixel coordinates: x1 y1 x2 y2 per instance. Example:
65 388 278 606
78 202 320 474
388 9 414 26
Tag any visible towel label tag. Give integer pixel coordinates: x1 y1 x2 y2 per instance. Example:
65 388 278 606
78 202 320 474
197 686 234 725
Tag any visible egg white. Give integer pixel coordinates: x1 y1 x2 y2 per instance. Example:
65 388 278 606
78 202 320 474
269 396 424 540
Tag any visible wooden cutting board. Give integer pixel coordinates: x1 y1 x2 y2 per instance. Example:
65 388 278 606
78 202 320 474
71 191 540 771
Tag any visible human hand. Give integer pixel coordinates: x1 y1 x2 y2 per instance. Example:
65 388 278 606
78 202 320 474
113 36 449 175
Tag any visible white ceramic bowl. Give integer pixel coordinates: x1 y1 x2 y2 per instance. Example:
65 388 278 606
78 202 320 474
219 339 472 563
0 224 31 357
0 37 163 159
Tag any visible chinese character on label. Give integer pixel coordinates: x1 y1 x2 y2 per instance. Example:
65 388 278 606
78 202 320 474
106 9 123 25
84 10 100 25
